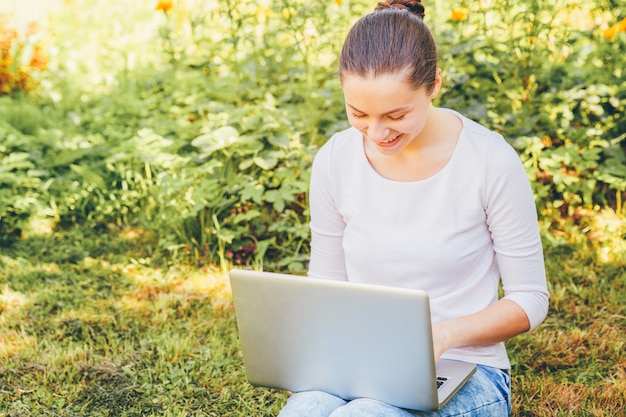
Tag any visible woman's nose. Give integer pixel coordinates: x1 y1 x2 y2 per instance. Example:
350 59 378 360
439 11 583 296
366 122 389 141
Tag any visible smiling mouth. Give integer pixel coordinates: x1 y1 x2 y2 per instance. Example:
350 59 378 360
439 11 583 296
379 134 402 146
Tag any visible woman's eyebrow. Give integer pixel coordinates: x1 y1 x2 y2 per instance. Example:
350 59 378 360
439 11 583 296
346 103 411 114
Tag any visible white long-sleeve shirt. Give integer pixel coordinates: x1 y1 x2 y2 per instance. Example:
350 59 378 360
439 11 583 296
308 109 549 369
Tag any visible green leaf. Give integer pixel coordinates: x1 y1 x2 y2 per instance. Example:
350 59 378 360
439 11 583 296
232 209 261 223
253 155 278 170
267 132 291 149
240 183 264 203
191 126 240 157
69 164 107 189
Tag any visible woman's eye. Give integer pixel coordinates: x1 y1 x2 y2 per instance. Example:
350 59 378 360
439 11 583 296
351 113 366 119
388 115 405 121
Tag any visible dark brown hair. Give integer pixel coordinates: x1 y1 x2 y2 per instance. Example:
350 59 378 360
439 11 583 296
338 0 438 92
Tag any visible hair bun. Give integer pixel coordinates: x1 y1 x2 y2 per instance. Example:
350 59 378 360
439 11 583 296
375 0 425 19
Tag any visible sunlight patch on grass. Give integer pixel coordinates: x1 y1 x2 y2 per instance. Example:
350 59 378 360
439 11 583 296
116 264 232 319
119 226 152 242
0 329 37 357
540 208 626 266
23 216 59 238
0 285 35 356
0 255 31 271
584 208 626 264
0 284 29 313
42 342 92 368
41 262 62 274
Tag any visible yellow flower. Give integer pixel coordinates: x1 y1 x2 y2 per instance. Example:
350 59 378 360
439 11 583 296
450 7 469 22
155 0 174 12
602 25 618 40
334 0 343 5
282 8 291 20
617 17 626 31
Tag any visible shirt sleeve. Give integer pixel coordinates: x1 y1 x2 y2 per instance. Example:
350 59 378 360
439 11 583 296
484 134 550 331
307 138 349 281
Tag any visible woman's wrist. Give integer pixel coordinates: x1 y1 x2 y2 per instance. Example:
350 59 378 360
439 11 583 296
432 321 455 361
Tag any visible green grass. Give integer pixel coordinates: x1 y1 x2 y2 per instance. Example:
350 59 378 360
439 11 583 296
1 223 625 416
0 226 287 416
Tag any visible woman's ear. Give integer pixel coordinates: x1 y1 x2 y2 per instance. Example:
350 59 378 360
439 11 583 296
430 68 443 99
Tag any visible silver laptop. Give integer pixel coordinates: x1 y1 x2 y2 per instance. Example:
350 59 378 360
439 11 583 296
229 268 476 412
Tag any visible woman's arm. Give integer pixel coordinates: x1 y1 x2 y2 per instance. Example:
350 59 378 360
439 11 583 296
307 137 349 281
428 133 550 361
431 299 530 362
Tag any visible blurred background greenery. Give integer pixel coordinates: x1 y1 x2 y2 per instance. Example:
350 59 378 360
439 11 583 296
1 0 624 269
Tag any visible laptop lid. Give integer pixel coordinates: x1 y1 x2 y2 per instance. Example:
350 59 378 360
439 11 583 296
229 268 475 411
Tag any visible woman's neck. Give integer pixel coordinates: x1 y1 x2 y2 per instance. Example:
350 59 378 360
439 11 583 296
364 108 462 182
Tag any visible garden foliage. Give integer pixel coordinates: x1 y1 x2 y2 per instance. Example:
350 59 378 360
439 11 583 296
0 0 624 269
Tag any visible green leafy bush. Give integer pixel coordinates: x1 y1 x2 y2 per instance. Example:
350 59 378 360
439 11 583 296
436 0 626 220
0 0 624 268
0 98 52 244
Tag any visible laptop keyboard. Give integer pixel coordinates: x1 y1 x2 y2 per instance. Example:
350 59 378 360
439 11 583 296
436 376 448 389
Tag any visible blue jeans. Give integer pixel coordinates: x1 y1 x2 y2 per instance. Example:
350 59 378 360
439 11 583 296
277 365 511 417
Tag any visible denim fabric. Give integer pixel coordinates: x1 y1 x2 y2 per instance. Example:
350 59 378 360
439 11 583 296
277 365 511 417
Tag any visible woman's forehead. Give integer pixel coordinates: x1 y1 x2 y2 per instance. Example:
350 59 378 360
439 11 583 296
342 73 430 113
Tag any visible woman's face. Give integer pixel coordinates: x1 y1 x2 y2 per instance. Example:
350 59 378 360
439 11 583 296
341 70 442 157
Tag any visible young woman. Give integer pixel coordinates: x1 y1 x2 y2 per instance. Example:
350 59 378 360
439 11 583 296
278 0 549 415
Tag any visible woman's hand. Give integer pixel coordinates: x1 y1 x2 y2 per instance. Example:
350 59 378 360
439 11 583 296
430 299 531 362
431 321 452 362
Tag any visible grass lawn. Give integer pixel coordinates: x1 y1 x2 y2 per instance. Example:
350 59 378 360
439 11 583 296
0 225 287 416
1 222 625 416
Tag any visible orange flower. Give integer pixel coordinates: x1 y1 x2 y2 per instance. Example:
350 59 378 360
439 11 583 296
29 44 48 70
26 22 40 35
601 17 626 40
155 0 173 12
0 28 17 52
450 7 469 22
602 25 618 40
334 0 343 5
